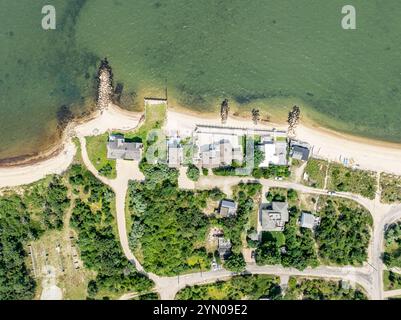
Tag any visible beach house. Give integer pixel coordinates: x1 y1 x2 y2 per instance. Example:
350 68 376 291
106 134 142 160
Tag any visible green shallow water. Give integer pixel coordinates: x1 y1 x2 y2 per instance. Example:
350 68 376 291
1 0 401 161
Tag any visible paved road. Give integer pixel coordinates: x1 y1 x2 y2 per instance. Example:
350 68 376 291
383 289 401 299
79 139 401 300
79 138 145 272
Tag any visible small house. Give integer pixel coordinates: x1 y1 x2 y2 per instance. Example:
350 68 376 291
299 212 320 230
217 237 232 260
290 140 311 161
219 199 237 218
260 202 289 232
167 137 184 168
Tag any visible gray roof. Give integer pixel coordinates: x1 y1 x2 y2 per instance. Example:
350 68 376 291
221 200 236 208
300 212 317 229
260 202 289 231
219 199 237 217
291 145 310 161
199 139 243 168
107 135 142 160
218 237 232 259
168 145 183 168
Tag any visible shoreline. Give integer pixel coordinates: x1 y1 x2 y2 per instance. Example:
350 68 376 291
0 104 143 188
1 103 401 189
166 106 401 175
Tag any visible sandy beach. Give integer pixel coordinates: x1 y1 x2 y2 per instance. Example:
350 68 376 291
1 104 401 189
165 109 401 175
0 104 142 188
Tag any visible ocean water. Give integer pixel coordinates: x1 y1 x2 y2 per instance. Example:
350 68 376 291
0 0 98 161
1 1 401 162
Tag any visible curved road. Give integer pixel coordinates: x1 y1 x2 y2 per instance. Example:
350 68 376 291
79 138 401 300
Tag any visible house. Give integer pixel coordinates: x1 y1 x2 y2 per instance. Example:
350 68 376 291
217 237 232 260
258 136 288 167
107 134 142 160
290 140 311 161
219 199 237 217
199 139 243 168
167 137 183 168
193 125 245 168
299 212 320 229
260 202 289 231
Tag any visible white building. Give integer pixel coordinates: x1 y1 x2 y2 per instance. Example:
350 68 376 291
258 135 288 167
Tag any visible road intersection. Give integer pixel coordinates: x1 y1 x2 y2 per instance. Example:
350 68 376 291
78 138 401 300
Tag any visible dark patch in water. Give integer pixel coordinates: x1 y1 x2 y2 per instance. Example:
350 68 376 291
57 105 74 130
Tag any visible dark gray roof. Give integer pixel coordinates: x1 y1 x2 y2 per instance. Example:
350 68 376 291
291 145 310 161
107 135 142 160
260 202 289 231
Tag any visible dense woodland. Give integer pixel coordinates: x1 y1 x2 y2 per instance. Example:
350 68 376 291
68 164 153 298
315 199 372 265
284 277 367 300
0 176 70 300
128 163 217 275
176 275 281 300
383 222 401 268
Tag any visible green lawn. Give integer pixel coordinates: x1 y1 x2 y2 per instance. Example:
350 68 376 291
122 104 166 144
85 134 116 179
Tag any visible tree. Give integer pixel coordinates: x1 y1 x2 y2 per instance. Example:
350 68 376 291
186 165 200 181
224 253 246 273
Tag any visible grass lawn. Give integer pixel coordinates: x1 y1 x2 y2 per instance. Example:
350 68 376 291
327 164 377 199
261 231 286 247
85 134 116 179
380 173 401 204
119 103 167 144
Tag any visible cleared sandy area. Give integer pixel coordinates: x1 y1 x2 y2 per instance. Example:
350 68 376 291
40 265 62 300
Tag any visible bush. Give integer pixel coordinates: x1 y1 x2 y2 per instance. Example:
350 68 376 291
187 165 200 181
224 253 246 273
